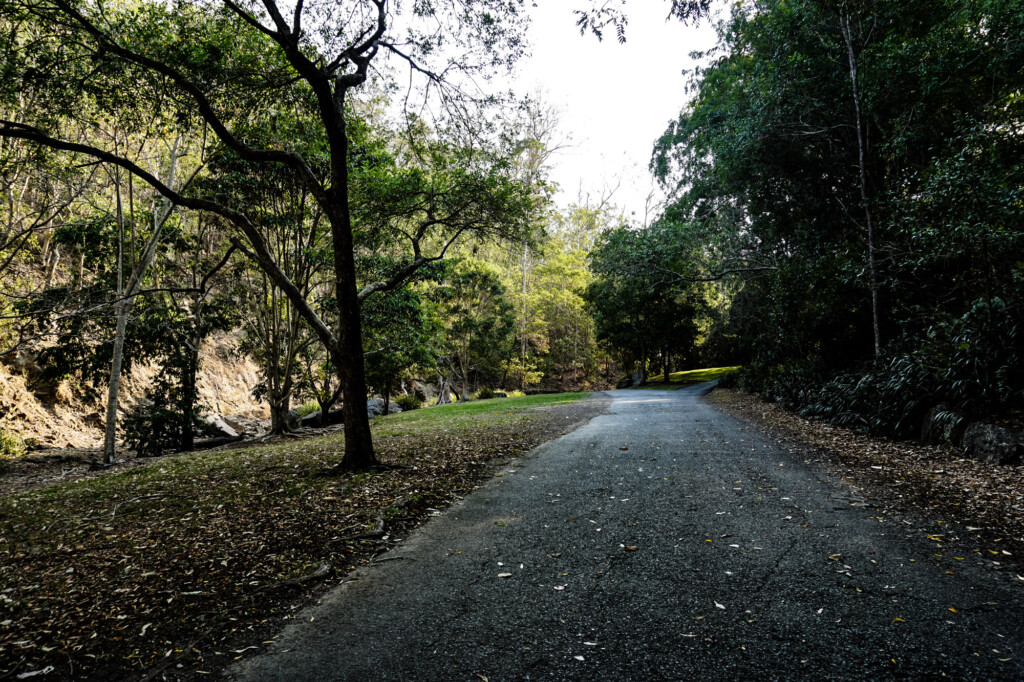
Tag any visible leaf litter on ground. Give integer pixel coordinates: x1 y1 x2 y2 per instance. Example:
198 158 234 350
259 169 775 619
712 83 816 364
708 388 1024 570
0 393 607 680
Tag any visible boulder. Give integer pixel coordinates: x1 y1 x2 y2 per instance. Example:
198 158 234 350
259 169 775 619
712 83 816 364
300 409 344 428
367 398 403 418
205 414 241 439
616 370 644 389
960 423 1024 466
222 416 247 436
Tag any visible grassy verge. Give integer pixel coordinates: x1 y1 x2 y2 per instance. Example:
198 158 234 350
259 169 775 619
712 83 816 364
633 365 741 389
0 392 599 680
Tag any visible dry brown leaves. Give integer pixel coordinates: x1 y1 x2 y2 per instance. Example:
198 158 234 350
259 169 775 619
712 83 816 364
708 388 1024 566
0 395 609 681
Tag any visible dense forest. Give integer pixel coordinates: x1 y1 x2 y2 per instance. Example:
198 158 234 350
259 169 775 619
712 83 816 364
598 0 1024 444
1 0 1021 468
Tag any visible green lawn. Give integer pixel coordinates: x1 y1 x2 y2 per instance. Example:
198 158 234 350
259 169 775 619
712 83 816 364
378 392 589 436
633 365 741 389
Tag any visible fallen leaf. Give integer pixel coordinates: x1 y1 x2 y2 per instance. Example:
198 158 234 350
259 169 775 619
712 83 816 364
893 617 904 622
619 446 629 451
497 573 512 578
624 546 638 552
715 602 726 610
574 655 585 661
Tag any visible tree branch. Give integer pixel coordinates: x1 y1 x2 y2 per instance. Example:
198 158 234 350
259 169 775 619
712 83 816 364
45 0 327 205
0 119 340 353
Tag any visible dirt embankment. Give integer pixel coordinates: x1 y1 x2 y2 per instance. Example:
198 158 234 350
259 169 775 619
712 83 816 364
0 331 266 451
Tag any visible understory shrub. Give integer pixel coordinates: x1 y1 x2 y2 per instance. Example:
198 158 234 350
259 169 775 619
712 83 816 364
394 394 422 411
743 298 1023 441
0 427 25 457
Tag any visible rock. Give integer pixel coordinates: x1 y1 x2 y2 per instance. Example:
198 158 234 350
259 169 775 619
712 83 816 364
222 416 247 437
493 392 508 398
616 370 644 389
411 380 437 402
287 410 299 430
919 404 967 446
300 409 344 428
960 422 1024 466
367 398 403 418
205 414 240 439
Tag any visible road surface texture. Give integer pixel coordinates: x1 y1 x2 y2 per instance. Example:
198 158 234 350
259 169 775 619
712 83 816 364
232 384 1024 680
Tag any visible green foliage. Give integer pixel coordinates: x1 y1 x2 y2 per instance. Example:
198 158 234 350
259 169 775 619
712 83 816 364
647 0 1024 433
362 286 437 400
294 401 321 419
121 342 215 457
0 427 25 457
475 386 495 400
394 394 422 411
429 258 516 392
586 224 702 377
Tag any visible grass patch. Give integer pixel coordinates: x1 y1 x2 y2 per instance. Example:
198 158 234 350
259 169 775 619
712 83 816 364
0 392 598 680
633 365 741 389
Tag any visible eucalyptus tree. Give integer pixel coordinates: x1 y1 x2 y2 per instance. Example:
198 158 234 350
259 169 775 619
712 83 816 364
0 0 532 469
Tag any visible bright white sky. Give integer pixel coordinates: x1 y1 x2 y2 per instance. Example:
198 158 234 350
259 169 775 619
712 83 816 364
511 2 720 221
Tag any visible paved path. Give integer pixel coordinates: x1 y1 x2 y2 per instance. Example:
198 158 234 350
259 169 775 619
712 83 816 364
233 384 1024 680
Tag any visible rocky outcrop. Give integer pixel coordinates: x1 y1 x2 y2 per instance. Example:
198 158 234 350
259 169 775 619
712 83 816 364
961 423 1024 466
300 409 344 429
300 399 403 429
616 370 644 389
410 380 437 403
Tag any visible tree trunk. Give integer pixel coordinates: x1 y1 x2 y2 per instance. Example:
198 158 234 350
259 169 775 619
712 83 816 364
43 246 59 289
179 341 200 451
520 242 528 391
102 135 183 464
841 14 882 361
270 398 292 434
102 303 129 462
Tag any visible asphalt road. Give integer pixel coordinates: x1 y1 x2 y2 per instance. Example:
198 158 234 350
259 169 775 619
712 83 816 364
232 384 1024 681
